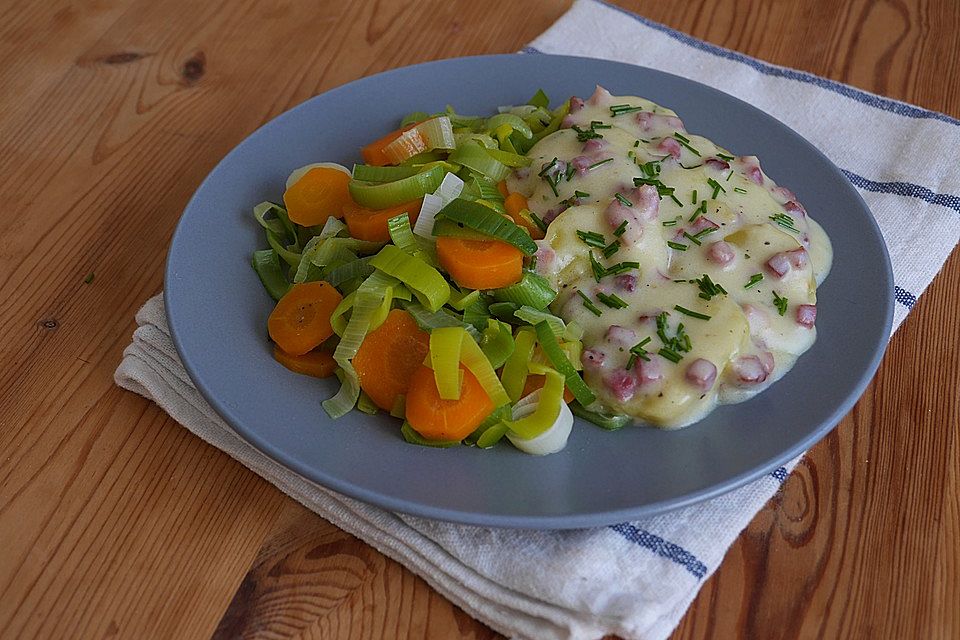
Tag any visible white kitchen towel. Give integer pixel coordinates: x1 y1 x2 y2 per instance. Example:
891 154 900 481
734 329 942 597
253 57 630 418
115 1 960 639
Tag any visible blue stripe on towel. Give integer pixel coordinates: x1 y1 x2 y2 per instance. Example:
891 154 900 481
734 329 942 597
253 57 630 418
589 0 960 127
894 286 917 309
609 523 708 579
841 170 960 214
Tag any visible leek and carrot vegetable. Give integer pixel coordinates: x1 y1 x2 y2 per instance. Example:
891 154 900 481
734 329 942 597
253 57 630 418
249 89 602 455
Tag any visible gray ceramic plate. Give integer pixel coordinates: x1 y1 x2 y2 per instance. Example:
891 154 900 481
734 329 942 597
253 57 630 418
166 54 893 528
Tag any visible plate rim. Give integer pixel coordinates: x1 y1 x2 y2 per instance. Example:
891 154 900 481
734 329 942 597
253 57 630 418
164 53 894 528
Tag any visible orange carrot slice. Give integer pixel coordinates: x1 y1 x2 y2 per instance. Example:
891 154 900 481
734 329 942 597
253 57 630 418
273 346 337 378
268 281 343 355
361 123 417 166
436 237 523 290
283 167 352 226
342 198 422 243
353 309 430 411
496 180 510 198
405 364 494 441
503 191 542 238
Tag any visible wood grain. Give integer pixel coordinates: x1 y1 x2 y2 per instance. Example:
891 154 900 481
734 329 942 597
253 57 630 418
0 0 957 639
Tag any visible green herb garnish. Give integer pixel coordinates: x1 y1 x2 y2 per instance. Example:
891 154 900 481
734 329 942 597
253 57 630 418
673 132 701 157
577 230 607 248
613 220 628 237
597 292 629 309
615 193 633 207
769 212 799 233
602 240 621 258
530 212 547 232
773 291 789 316
674 305 711 320
744 273 764 289
733 187 747 194
577 290 603 316
667 240 688 251
707 177 726 199
609 104 645 117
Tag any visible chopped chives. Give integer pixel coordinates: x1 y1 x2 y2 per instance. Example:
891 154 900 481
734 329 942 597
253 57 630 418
574 190 591 198
589 157 614 170
716 152 734 161
576 230 607 248
626 337 652 368
662 219 678 227
633 140 640 147
577 290 603 316
658 348 682 363
683 232 702 246
707 178 726 199
667 240 688 251
605 260 640 275
769 213 799 232
691 227 718 240
609 104 645 116
530 212 547 232
674 305 711 320
615 193 633 207
572 125 603 141
538 157 557 177
602 240 621 258
733 187 747 194
589 251 606 281
744 273 764 289
691 189 698 204
590 121 612 129
773 291 789 316
613 220 628 237
693 274 726 300
673 133 701 157
726 170 734 181
669 193 684 207
597 292 629 309
564 163 576 181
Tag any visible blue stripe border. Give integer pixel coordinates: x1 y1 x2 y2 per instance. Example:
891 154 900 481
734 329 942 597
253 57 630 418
589 0 960 127
609 523 708 578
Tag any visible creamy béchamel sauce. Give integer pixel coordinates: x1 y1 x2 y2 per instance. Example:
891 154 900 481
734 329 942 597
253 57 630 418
506 87 833 428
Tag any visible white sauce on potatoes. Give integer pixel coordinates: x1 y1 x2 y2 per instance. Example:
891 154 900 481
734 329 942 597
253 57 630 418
507 87 833 428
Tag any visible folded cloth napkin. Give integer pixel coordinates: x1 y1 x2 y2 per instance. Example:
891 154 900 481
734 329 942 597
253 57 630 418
115 1 960 638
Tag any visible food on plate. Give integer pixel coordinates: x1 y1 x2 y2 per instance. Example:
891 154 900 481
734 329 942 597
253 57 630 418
250 85 832 454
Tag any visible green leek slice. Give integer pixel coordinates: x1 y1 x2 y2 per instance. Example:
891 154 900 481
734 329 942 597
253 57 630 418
352 164 419 183
382 116 455 164
434 198 537 255
369 244 450 312
429 327 465 400
486 113 533 139
251 249 290 301
447 144 510 181
501 327 536 402
570 402 631 431
459 332 510 406
504 369 564 439
349 164 446 210
492 272 556 309
479 319 515 369
387 213 420 256
514 306 565 336
534 321 596 406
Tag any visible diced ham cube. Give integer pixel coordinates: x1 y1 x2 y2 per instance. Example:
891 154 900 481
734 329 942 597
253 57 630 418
614 274 637 292
705 157 730 171
657 137 682 160
707 241 735 266
685 358 717 392
606 325 637 346
766 252 792 278
587 85 613 106
635 357 663 386
604 369 637 402
731 356 768 384
582 139 606 154
571 155 592 176
581 348 606 369
569 96 585 113
796 304 817 328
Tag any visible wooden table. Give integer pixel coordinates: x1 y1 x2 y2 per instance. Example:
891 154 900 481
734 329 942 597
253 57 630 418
2 0 957 637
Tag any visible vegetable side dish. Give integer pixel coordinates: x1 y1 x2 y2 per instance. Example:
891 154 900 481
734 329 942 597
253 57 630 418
250 86 832 455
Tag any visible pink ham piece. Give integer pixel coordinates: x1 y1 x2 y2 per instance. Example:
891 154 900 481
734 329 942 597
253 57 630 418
685 359 717 392
533 240 555 276
759 350 775 375
705 157 730 171
731 356 768 384
587 85 613 106
614 274 637 292
635 357 664 386
605 325 637 346
688 216 719 235
785 200 807 217
570 155 592 176
657 137 682 160
569 96 585 113
582 139 607 154
766 248 808 278
514 167 530 180
603 369 637 402
771 186 796 203
796 304 817 328
707 241 735 266
738 156 764 185
581 348 606 369
605 184 659 244
634 111 685 134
